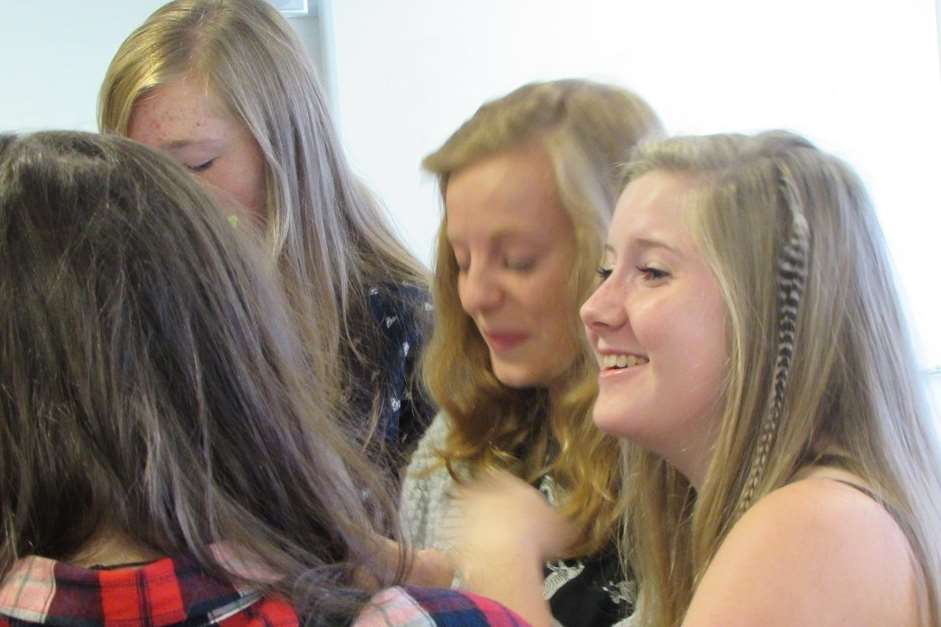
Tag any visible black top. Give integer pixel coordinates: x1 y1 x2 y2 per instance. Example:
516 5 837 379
545 550 633 626
539 476 635 626
360 283 435 463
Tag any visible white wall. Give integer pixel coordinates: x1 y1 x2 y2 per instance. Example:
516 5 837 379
326 0 941 394
327 0 941 259
0 1 327 133
0 2 167 132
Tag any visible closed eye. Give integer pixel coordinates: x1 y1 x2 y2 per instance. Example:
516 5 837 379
186 159 215 173
504 257 536 272
596 266 613 281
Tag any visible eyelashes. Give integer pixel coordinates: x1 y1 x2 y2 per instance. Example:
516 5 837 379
186 159 215 173
637 266 669 281
454 256 539 273
503 258 536 272
594 265 670 282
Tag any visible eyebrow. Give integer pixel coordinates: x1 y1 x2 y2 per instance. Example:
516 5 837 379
604 237 683 258
447 228 542 247
161 139 222 151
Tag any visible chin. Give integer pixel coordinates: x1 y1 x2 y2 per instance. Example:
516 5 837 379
591 414 621 437
494 371 539 390
591 404 638 438
491 362 542 390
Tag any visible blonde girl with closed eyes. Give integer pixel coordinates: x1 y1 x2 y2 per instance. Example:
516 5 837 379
99 0 433 472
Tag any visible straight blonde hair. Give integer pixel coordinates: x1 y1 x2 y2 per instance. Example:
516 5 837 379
98 0 428 446
620 131 941 626
422 79 664 555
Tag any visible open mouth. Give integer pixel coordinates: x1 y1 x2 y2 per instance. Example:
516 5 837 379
600 353 649 370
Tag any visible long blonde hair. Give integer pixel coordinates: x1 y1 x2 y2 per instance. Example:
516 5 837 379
423 79 664 555
620 131 941 626
98 0 427 441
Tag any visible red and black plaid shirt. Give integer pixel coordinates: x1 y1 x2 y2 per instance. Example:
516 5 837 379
0 555 528 627
0 554 296 626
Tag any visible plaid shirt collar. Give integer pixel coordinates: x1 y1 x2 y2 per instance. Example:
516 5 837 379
0 554 293 626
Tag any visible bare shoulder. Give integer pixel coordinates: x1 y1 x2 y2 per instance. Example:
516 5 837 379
683 474 924 627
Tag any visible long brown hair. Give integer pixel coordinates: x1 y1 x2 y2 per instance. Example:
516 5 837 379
422 79 664 555
98 0 428 447
0 131 402 623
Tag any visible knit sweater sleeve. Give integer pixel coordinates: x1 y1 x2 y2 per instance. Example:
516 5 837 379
399 412 460 550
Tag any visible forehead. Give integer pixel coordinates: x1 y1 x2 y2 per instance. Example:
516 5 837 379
444 144 570 240
609 171 699 247
127 76 234 146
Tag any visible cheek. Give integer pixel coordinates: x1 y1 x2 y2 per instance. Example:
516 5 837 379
242 140 268 207
527 258 575 323
244 158 268 209
454 277 486 329
629 295 672 347
191 171 235 205
454 276 469 311
219 139 268 216
530 288 579 363
663 293 729 408
640 291 727 377
204 164 266 216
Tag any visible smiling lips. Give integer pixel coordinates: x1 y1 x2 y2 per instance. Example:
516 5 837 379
484 331 528 353
598 352 649 378
601 353 649 369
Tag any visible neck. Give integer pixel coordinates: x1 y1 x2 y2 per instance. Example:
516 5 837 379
67 529 163 569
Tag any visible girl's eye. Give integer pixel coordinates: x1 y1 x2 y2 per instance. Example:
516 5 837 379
186 159 215 173
637 265 670 281
596 266 613 282
504 257 536 272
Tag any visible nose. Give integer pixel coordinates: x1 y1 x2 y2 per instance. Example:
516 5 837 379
458 262 503 315
580 277 624 332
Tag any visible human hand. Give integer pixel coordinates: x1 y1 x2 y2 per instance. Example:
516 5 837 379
443 470 571 627
353 536 453 591
451 469 579 568
405 547 455 588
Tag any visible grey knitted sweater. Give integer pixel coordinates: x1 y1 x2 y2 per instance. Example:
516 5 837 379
399 412 635 627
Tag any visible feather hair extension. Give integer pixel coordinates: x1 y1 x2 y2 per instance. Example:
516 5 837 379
737 167 811 516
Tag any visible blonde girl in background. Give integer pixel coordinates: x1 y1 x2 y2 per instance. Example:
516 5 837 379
99 0 433 470
401 79 664 626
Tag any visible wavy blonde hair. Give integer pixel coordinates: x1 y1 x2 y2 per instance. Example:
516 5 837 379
98 0 427 443
422 79 664 555
619 131 941 626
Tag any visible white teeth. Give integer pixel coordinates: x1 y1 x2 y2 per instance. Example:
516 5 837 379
601 353 649 369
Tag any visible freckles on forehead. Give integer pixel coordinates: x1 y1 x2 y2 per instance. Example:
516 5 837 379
127 100 169 145
126 78 223 147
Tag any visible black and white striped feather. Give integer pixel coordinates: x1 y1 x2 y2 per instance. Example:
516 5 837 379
737 172 811 517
